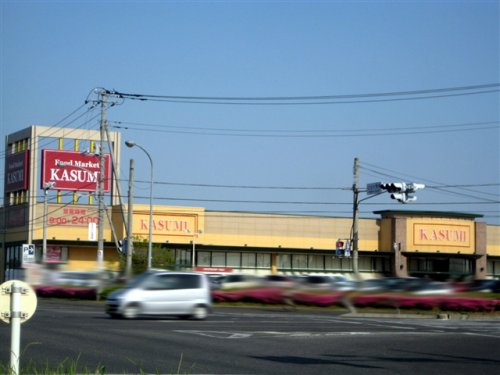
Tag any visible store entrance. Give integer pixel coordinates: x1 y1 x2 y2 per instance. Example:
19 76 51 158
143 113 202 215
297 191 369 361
408 255 473 281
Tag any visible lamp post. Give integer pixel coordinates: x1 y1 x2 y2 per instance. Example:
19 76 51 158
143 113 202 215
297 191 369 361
125 140 154 270
42 182 56 263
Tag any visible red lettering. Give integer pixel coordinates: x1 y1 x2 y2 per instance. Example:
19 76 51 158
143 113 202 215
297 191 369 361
157 220 165 231
419 229 428 240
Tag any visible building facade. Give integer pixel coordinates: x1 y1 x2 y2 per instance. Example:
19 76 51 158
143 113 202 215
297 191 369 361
1 126 499 282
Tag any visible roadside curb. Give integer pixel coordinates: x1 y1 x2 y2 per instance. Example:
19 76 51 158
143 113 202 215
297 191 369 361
341 312 500 320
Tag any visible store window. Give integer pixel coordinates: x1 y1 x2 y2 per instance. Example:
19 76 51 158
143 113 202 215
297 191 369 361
198 251 211 267
256 253 271 268
212 252 226 266
487 259 500 276
278 254 291 270
292 254 307 270
359 257 372 271
227 252 241 267
242 253 256 268
340 257 353 271
308 255 324 270
175 248 191 267
326 256 342 271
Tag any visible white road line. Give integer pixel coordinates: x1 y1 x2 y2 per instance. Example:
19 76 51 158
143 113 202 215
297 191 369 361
173 330 448 339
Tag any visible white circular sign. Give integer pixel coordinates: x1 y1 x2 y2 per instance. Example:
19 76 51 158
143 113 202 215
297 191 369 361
0 280 38 324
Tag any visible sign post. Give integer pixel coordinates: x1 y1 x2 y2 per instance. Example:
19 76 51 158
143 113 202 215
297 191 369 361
0 280 38 375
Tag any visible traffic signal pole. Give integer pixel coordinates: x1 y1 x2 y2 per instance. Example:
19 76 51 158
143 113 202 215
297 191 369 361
352 160 425 279
352 158 360 278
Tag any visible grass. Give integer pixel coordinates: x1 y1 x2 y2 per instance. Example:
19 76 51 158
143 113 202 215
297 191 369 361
0 349 193 375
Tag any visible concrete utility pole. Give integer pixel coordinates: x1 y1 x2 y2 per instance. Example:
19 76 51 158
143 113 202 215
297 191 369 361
352 157 360 278
42 182 55 263
97 91 106 270
126 159 134 279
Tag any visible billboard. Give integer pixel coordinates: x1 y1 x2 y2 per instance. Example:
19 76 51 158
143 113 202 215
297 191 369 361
41 150 112 192
5 150 30 193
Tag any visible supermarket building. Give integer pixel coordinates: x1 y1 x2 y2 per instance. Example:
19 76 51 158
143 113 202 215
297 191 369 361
2 126 500 282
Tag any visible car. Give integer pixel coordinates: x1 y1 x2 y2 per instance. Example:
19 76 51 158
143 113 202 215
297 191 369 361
462 279 500 293
105 271 212 320
412 281 456 295
298 275 334 290
52 270 117 288
262 274 298 289
329 275 356 292
219 274 262 290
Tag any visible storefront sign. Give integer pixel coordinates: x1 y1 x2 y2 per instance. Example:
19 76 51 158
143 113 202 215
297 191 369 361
195 267 233 273
412 223 472 248
134 212 199 237
46 246 63 262
47 206 99 226
5 151 29 193
41 150 111 192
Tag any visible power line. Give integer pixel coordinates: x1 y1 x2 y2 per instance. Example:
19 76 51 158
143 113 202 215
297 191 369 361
105 83 500 104
128 194 499 206
122 178 499 192
120 179 348 191
110 120 499 138
359 162 500 202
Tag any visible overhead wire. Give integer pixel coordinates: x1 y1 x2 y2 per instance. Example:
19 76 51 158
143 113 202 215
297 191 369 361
110 120 499 138
359 161 500 203
105 83 500 105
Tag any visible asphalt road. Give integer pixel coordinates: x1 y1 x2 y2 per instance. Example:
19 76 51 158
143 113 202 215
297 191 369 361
1 299 499 374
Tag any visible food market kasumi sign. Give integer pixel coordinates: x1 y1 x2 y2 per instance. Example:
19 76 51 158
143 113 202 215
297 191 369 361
41 150 111 192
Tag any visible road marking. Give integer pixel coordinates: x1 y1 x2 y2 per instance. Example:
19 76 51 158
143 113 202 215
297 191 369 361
173 330 443 339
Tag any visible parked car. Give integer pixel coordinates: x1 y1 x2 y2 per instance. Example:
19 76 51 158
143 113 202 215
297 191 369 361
329 275 356 292
356 278 388 293
298 275 334 290
262 274 298 289
412 281 456 295
219 274 262 290
105 271 212 320
52 270 117 288
462 279 500 293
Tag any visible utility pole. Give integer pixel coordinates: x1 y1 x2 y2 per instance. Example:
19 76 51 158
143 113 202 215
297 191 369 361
42 182 55 263
126 159 134 279
352 157 360 278
97 91 106 270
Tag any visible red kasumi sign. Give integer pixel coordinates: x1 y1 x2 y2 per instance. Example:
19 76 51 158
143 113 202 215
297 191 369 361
41 150 111 192
5 150 30 193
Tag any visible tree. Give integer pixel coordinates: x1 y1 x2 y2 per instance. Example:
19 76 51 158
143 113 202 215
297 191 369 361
120 236 175 275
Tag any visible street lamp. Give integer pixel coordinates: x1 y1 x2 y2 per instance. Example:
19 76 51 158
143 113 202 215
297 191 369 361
125 140 154 270
42 182 56 263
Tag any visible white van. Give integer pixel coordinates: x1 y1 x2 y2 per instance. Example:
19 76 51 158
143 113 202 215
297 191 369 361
105 271 212 320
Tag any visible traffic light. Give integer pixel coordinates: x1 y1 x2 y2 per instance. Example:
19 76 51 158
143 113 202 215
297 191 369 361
336 240 344 257
380 182 406 193
118 239 128 254
380 182 425 203
406 183 425 192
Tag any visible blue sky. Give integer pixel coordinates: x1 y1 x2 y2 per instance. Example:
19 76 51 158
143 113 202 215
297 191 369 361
1 0 499 224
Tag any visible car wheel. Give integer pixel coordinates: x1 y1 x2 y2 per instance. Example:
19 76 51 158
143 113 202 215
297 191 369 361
122 303 141 319
191 305 208 320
